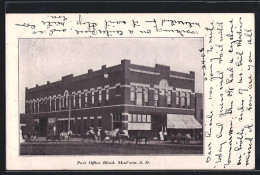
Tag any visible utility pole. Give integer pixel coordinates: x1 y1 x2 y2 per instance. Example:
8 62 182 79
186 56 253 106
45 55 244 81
68 94 71 131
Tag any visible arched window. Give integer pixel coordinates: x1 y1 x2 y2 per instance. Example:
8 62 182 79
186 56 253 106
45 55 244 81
159 79 168 95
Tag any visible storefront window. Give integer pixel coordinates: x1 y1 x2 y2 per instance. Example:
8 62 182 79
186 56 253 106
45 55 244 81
132 114 137 122
142 114 146 122
147 115 151 122
129 114 151 123
137 114 141 122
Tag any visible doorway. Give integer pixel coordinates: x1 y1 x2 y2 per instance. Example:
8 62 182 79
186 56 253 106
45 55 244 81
39 118 47 136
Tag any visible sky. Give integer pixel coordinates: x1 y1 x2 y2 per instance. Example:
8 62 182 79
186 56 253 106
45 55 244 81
19 38 203 113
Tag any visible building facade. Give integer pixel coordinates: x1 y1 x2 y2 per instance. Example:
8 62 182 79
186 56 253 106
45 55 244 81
21 59 202 139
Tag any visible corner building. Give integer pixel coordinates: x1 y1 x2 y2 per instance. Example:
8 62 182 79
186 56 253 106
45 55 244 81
23 59 202 139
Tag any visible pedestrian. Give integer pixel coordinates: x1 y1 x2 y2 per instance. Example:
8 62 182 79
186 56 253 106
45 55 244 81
159 130 164 141
164 130 168 141
53 125 57 136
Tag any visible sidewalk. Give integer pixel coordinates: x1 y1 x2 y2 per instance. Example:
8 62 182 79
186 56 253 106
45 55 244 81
23 137 203 146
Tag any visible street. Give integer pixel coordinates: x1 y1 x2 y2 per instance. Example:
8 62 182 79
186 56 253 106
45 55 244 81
20 140 203 155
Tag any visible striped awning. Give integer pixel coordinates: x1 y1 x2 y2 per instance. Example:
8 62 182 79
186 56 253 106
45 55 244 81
167 114 202 129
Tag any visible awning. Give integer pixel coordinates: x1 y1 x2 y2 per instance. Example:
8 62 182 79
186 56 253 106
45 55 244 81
167 114 202 129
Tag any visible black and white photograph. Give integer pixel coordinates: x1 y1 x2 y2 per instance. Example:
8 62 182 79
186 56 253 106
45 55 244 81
19 38 204 155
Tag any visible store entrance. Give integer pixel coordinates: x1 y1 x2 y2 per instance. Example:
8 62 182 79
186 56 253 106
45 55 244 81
39 118 48 136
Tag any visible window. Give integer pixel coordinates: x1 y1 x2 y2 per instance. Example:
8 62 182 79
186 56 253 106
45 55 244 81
180 92 186 108
167 90 172 106
65 94 69 109
132 114 137 122
59 97 61 110
147 115 151 122
128 114 132 122
49 99 52 112
129 114 151 123
137 114 142 122
98 89 102 104
113 113 122 121
73 95 76 108
30 102 32 113
142 114 146 122
38 101 40 113
105 88 109 101
62 97 65 108
90 117 94 127
97 116 102 128
130 86 135 102
176 91 180 106
186 92 190 108
91 91 94 104
116 85 120 95
79 93 82 108
33 101 36 113
84 92 88 107
154 89 159 106
136 87 143 106
144 87 149 104
54 98 57 111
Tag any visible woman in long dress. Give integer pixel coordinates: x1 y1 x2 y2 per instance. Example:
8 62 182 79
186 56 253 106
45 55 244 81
159 130 164 141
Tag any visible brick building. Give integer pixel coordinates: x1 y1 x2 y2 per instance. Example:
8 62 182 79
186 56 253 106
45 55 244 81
21 59 202 139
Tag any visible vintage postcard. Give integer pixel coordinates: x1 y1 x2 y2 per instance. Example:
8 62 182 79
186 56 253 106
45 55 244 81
6 13 255 170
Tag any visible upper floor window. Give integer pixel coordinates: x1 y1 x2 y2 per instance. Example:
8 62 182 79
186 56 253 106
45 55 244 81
73 95 76 108
167 90 172 106
59 97 62 110
91 91 94 104
105 88 109 101
37 101 40 113
136 87 143 106
54 98 57 111
84 92 88 107
186 92 191 108
130 86 135 102
33 101 36 113
79 93 82 108
176 91 180 106
180 92 186 108
62 97 65 108
144 87 149 104
154 89 159 106
49 98 52 112
65 95 69 109
98 89 102 104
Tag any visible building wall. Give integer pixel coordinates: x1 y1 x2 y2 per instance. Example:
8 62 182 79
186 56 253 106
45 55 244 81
22 59 198 136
